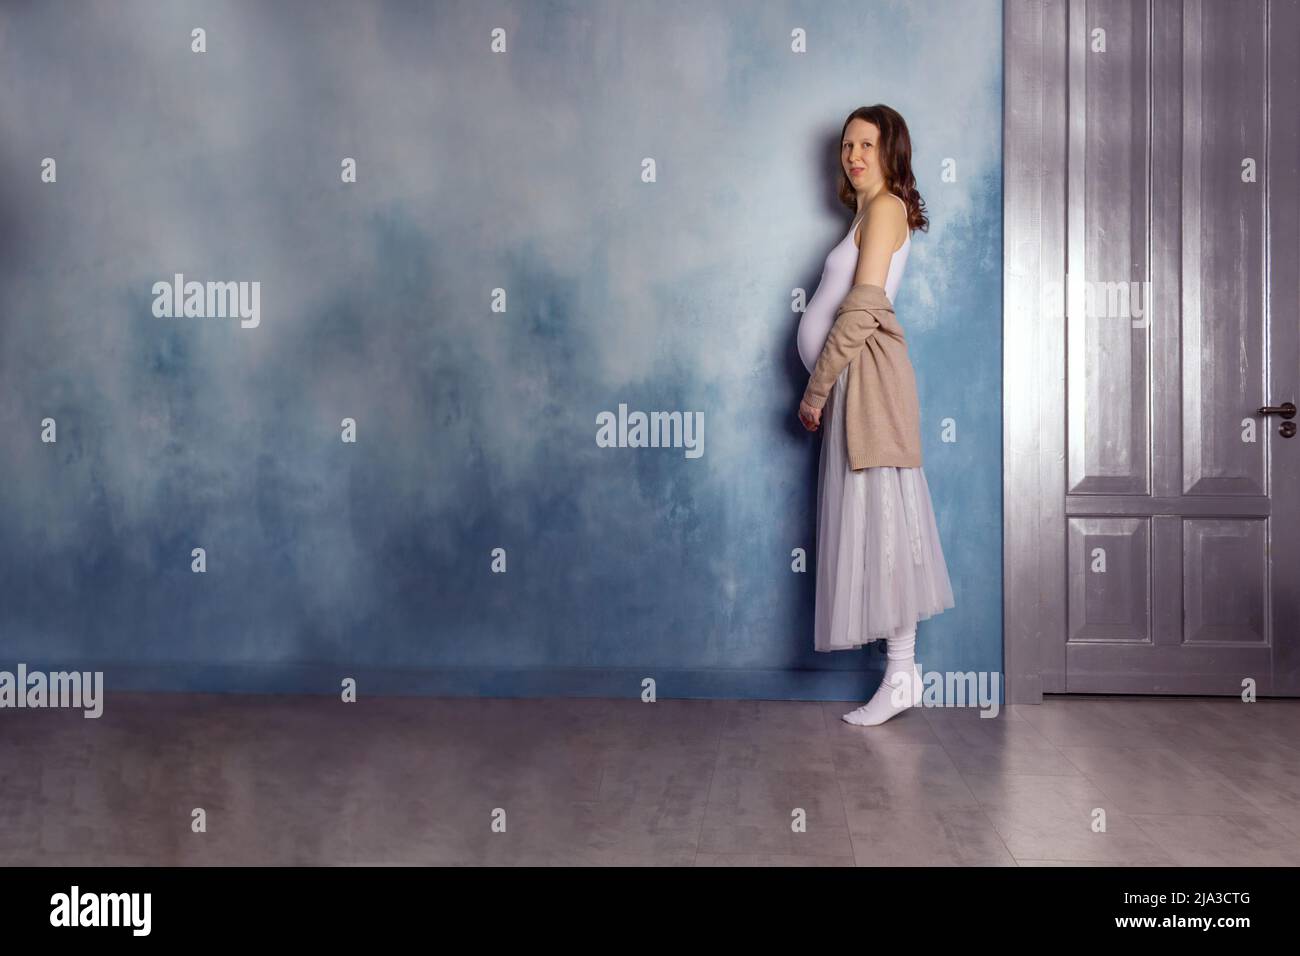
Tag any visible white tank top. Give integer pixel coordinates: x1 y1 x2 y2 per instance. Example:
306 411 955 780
796 192 911 375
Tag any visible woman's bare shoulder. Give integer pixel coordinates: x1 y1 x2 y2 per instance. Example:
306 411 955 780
854 191 908 249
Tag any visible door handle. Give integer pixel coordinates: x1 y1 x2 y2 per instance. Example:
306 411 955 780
1257 401 1296 419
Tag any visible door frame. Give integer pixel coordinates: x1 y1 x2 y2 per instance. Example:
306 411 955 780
1004 0 1067 704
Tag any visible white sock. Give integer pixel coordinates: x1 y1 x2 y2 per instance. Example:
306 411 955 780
842 625 921 726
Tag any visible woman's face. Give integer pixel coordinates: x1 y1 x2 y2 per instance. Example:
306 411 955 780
842 118 884 193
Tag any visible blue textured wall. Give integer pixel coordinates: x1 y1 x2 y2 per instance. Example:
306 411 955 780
0 0 1002 700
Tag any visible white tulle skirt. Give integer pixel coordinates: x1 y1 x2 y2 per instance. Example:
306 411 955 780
815 365 955 651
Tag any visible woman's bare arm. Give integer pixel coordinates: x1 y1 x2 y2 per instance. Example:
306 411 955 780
852 190 906 288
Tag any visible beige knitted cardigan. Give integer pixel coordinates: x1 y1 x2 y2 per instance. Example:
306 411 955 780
800 282 922 470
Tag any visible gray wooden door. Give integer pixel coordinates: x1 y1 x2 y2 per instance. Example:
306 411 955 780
1004 0 1300 699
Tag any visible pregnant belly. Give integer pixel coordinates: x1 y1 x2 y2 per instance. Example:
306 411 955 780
796 297 834 375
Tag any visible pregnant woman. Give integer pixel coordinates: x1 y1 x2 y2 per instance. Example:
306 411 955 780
796 105 955 727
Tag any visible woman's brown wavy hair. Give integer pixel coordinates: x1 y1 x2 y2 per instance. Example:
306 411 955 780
835 104 929 234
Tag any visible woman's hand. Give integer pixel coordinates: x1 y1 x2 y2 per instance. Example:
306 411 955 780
798 398 822 431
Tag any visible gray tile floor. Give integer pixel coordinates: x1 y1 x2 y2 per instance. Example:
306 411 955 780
2 692 1298 866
